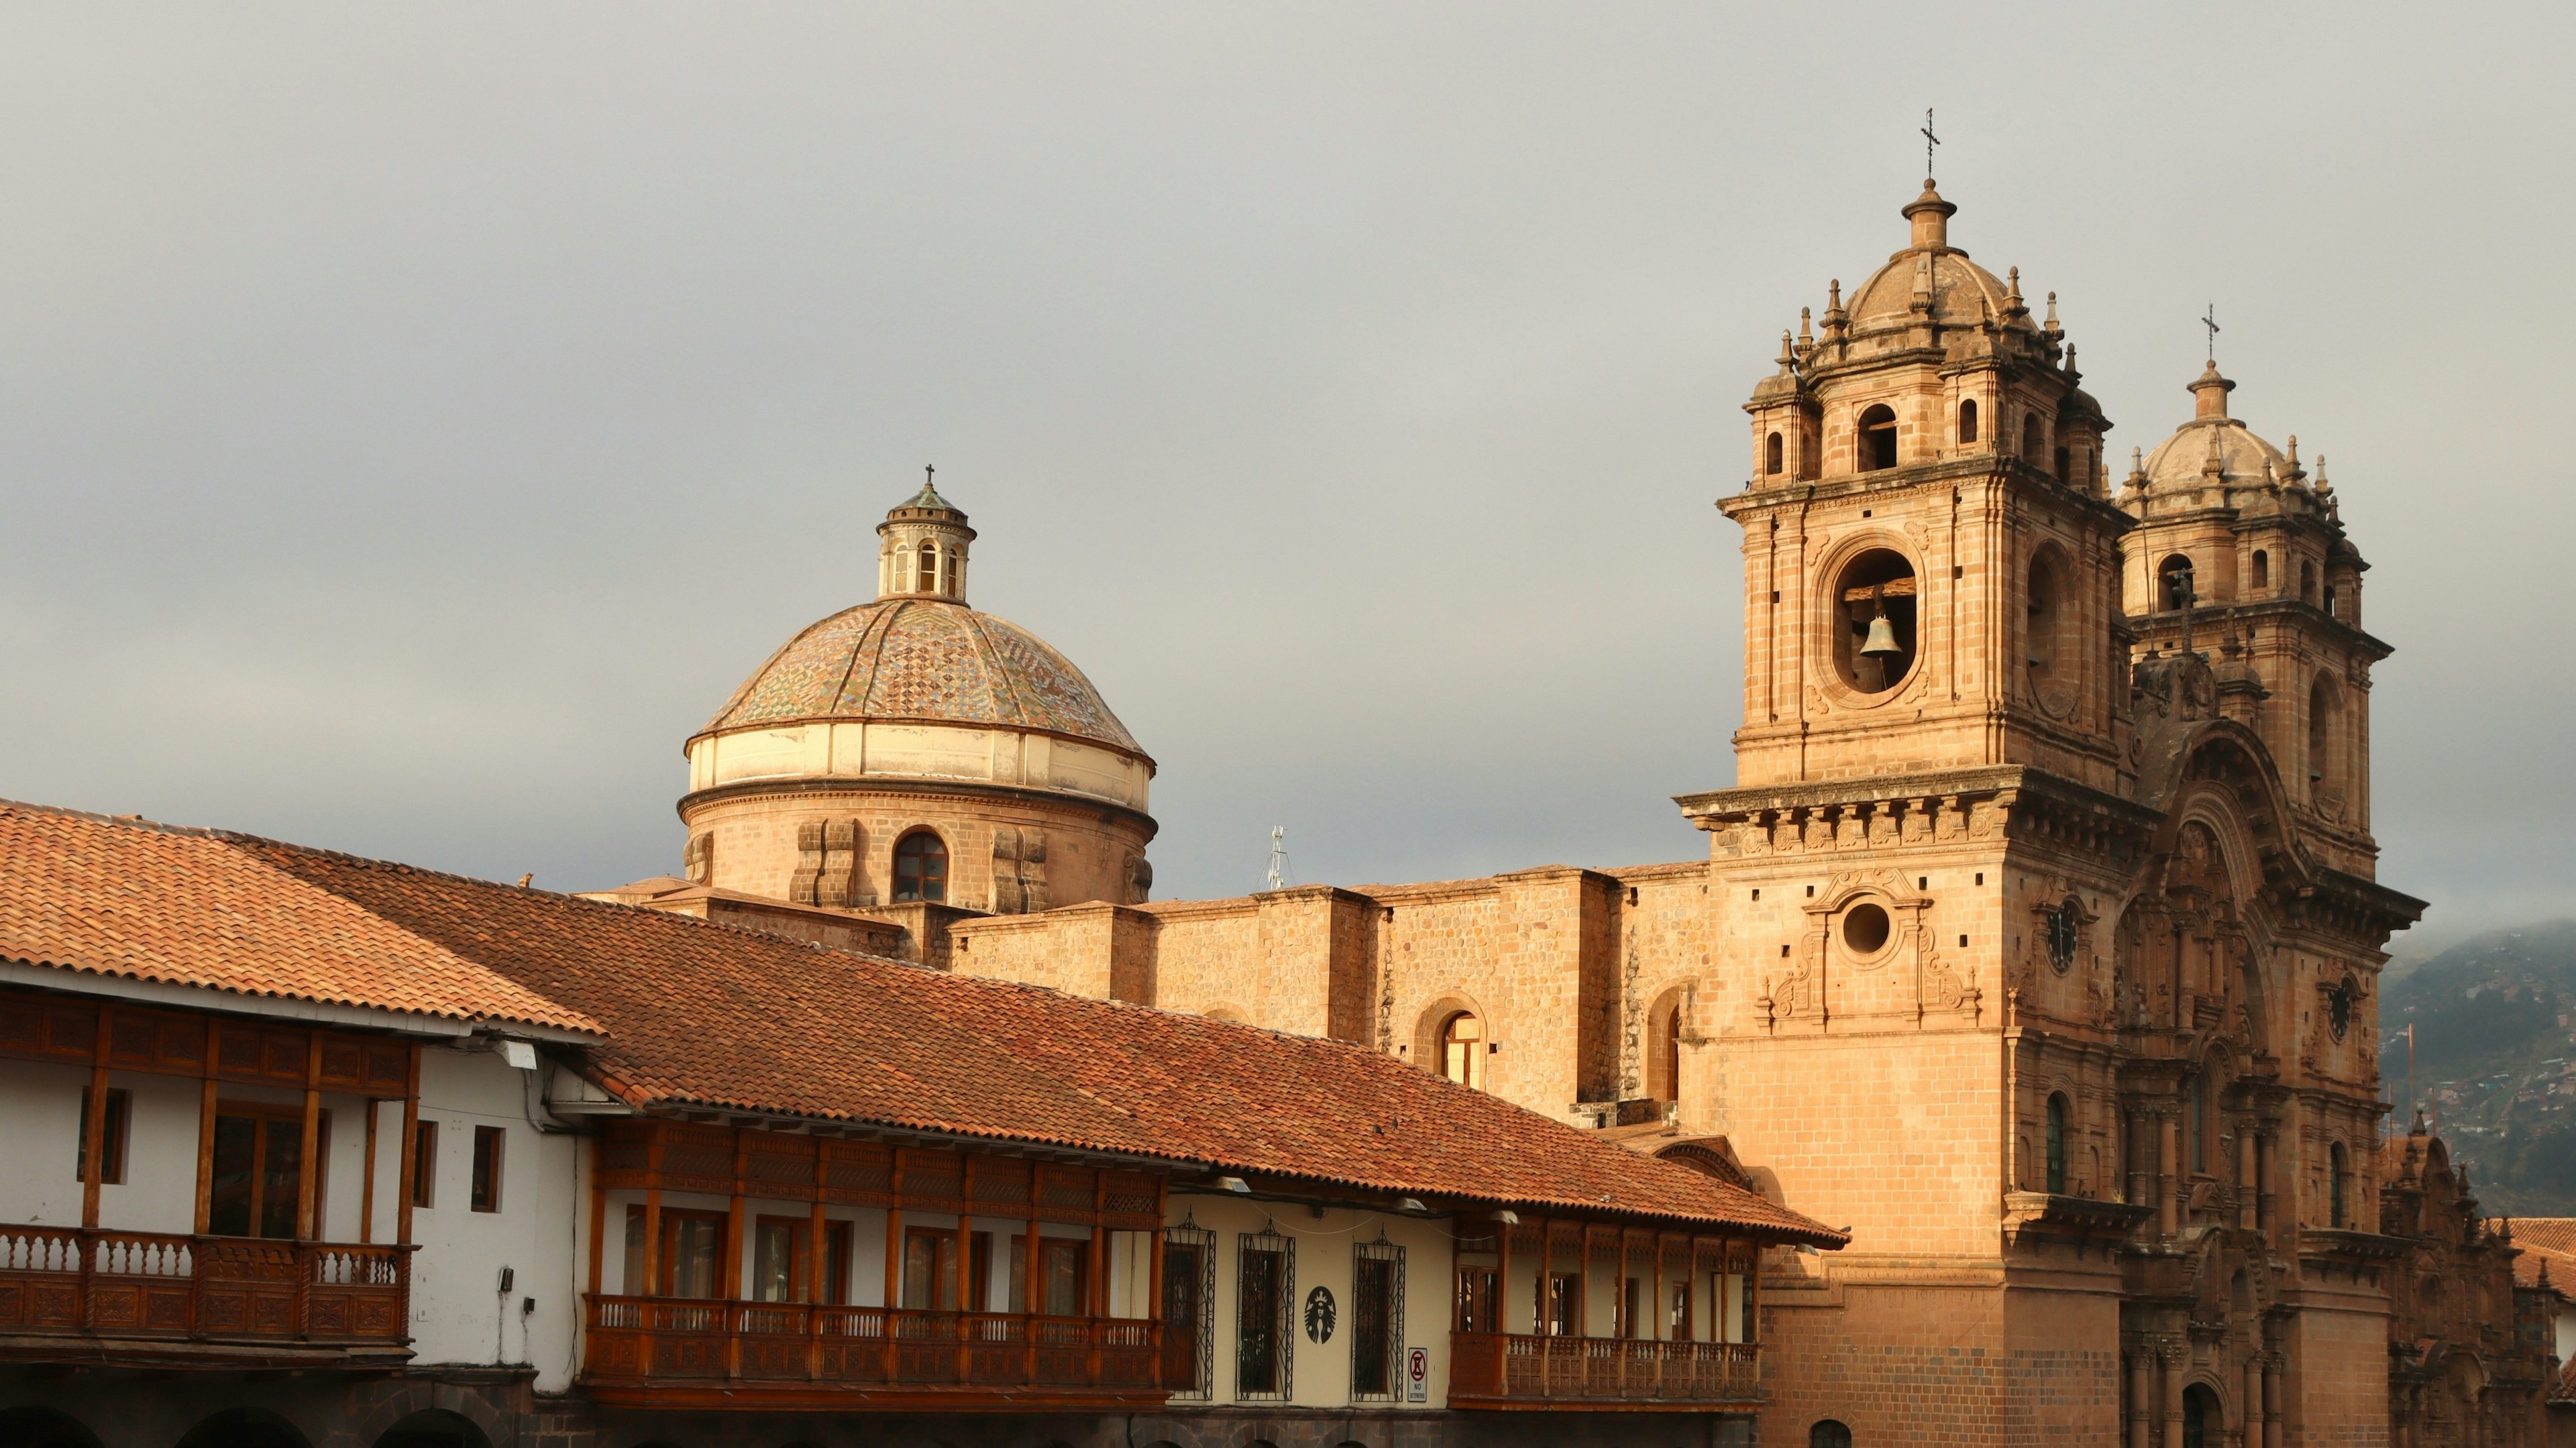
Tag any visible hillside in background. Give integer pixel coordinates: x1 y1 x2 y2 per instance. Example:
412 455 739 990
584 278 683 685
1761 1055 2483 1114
2377 920 2576 1217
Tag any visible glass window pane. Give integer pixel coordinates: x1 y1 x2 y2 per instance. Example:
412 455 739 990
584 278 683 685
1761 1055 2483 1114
209 1115 258 1237
260 1120 302 1240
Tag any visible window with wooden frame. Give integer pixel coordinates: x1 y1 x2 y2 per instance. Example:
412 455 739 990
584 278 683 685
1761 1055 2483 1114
411 1120 437 1209
1544 1270 1578 1336
1452 1262 1497 1334
1350 1235 1403 1401
893 830 949 904
208 1102 327 1240
1009 1233 1089 1317
623 1207 727 1298
1714 1260 1754 1343
1667 1276 1693 1340
75 1087 129 1185
1235 1224 1294 1401
1162 1220 1216 1398
751 1215 850 1303
1438 1011 1484 1091
1617 1273 1642 1339
470 1125 504 1212
902 1227 994 1311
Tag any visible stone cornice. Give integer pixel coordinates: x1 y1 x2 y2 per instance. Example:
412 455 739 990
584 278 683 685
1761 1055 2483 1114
678 774 1160 839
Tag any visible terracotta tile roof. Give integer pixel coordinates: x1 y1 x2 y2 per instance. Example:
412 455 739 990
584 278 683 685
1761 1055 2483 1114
235 836 1840 1243
2510 1242 2575 1292
2498 1218 2576 1257
0 801 598 1034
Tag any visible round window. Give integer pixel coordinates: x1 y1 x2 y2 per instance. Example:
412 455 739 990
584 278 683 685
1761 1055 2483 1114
1842 903 1890 955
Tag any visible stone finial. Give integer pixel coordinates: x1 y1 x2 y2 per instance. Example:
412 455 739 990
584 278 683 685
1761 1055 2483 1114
2284 434 2307 484
2003 268 2029 321
2043 291 2061 336
1827 278 1842 313
2127 446 2147 490
1777 330 1796 374
1799 306 1813 343
2190 359 2236 421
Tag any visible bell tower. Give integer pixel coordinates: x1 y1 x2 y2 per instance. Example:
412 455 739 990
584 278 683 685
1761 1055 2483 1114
1726 181 2132 793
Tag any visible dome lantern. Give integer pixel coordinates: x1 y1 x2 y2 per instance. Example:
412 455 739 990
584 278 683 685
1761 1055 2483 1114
877 467 978 603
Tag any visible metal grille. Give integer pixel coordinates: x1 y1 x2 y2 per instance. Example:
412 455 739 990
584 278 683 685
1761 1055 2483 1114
1164 1220 1216 1400
1350 1235 1405 1401
1235 1223 1295 1402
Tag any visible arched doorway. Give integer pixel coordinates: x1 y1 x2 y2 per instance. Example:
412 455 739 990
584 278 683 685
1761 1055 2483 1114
0 1408 102 1448
1811 1421 1854 1448
372 1410 492 1448
2183 1383 2222 1448
176 1410 313 1448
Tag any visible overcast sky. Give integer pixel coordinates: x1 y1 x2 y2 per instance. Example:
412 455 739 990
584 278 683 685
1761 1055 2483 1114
3 3 2568 944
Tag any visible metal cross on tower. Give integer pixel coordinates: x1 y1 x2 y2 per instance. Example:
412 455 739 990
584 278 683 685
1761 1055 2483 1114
1264 826 1292 893
2203 303 2220 361
1920 109 1939 178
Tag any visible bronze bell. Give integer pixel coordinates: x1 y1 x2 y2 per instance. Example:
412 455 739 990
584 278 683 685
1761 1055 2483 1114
1860 610 1902 656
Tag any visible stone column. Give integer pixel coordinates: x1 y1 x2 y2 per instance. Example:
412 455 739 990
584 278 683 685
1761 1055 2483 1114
2164 1343 2188 1448
2262 1352 2283 1448
2129 1349 2153 1448
2159 1111 2181 1238
2237 1123 2259 1230
2256 1126 2277 1236
2245 1353 2265 1448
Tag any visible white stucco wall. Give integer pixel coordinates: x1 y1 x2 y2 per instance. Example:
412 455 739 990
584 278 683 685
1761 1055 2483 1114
404 1043 582 1391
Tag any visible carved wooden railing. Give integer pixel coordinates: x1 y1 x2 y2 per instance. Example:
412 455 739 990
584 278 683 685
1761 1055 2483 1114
0 1225 409 1345
582 1294 1163 1400
1448 1331 1761 1407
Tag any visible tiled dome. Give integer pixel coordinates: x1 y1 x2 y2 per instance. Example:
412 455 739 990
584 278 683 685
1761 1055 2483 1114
696 598 1144 759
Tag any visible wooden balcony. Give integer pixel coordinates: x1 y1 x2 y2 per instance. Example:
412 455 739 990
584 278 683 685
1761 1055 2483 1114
0 1223 411 1366
1448 1333 1762 1410
580 1294 1168 1410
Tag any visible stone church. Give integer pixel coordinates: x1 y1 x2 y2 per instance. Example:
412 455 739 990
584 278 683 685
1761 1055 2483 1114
602 180 2559 1448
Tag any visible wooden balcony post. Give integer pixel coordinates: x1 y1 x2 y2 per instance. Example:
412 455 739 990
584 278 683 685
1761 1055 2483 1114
1086 1173 1106 1386
1023 1211 1041 1384
297 1033 323 1241
808 1137 826 1381
883 1152 904 1382
360 1099 379 1245
395 1044 421 1249
642 1125 665 1298
83 1007 111 1232
725 1128 746 1380
957 1154 977 1384
194 1074 218 1237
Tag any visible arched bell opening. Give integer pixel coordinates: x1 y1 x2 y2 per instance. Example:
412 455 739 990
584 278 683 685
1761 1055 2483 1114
1831 547 1919 695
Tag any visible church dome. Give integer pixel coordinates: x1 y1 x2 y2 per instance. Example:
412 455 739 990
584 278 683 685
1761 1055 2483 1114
2139 361 2291 490
698 597 1144 758
1839 183 2025 333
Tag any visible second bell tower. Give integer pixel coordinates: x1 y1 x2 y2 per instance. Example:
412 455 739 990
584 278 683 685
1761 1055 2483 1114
1725 181 2132 793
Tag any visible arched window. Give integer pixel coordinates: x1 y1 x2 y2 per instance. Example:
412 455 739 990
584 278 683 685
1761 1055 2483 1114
1858 405 1898 470
2027 550 2068 678
1766 431 1784 476
2053 445 2071 482
1439 1012 1485 1091
900 547 919 593
2022 412 2043 459
1811 1421 1854 1448
2308 673 2341 793
1957 398 1978 444
2301 559 2318 604
2329 1141 2349 1227
2159 554 2196 613
1833 548 1919 694
921 541 942 594
2045 1094 2069 1195
2252 550 2269 591
892 830 948 903
1648 999 1683 1102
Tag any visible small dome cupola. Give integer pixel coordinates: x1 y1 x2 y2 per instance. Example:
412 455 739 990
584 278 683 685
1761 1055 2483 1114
1903 179 1957 250
2190 359 2237 421
877 467 978 602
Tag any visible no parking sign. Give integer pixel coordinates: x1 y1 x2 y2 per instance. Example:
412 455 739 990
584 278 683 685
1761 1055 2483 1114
1406 1345 1428 1402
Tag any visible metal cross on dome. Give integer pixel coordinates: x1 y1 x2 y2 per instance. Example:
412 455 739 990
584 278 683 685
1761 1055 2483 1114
2204 303 2220 361
1921 108 1939 178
